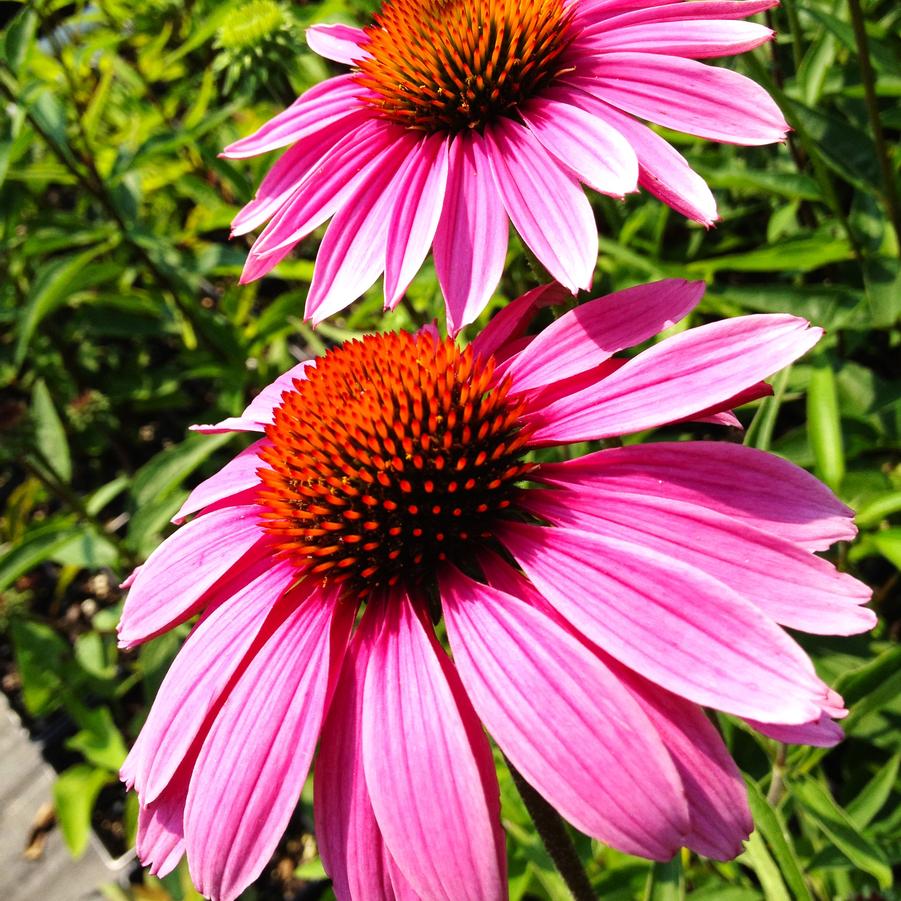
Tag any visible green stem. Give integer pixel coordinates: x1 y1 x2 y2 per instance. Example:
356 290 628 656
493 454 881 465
846 0 901 251
767 743 788 806
507 759 596 901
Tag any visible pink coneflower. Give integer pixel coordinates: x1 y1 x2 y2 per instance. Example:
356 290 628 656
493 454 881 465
223 0 788 331
120 279 872 901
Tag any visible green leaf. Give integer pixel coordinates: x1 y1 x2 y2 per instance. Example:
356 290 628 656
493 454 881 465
15 246 109 366
744 778 813 901
847 753 901 829
66 705 128 771
739 830 791 901
31 379 72 483
53 765 111 858
855 491 901 529
686 234 852 277
129 432 232 509
8 618 69 716
869 529 901 569
788 777 892 888
0 518 78 591
2 7 38 75
806 351 845 492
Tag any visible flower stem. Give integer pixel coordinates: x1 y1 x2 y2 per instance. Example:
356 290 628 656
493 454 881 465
506 759 596 901
846 0 901 251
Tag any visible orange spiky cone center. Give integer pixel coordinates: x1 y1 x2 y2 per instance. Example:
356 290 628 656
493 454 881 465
258 332 532 599
355 0 576 133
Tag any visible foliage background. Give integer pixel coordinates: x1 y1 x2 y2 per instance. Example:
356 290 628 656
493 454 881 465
0 0 899 897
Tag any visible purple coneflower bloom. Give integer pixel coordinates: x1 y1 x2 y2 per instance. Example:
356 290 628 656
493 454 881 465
223 0 788 331
120 280 870 901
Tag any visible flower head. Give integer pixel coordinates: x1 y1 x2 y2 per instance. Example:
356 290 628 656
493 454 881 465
224 0 787 331
120 280 871 901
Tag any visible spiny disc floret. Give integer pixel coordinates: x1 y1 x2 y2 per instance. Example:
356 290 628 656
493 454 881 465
356 0 576 133
258 332 531 598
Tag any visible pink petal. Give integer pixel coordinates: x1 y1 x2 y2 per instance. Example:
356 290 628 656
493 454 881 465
614 670 752 860
498 521 830 724
316 624 401 901
583 19 773 58
469 283 568 361
384 134 450 309
306 23 370 64
520 92 638 197
440 566 690 859
505 278 703 393
231 112 370 237
564 85 717 224
537 441 857 551
172 440 267 524
577 52 788 145
136 765 190 878
485 118 597 293
748 714 844 748
304 138 416 324
130 556 298 802
221 75 366 159
184 581 354 901
190 361 312 435
362 592 505 901
433 134 509 334
117 506 268 648
574 0 686 24
241 120 405 280
580 0 778 32
524 314 822 444
523 490 874 636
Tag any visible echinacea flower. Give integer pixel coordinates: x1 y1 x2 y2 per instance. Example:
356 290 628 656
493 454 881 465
223 0 788 331
120 279 872 901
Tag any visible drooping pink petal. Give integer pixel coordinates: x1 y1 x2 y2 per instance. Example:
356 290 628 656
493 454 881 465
362 592 505 901
535 440 857 551
306 24 371 64
504 279 703 393
523 490 874 636
316 623 402 901
576 52 788 145
221 75 366 159
118 506 269 648
190 361 313 435
241 120 406 280
131 556 298 802
484 118 597 293
498 521 830 724
304 137 417 324
231 112 370 237
136 764 190 878
469 283 568 361
172 440 267 524
583 19 773 58
384 134 450 309
433 134 509 334
523 315 822 444
748 714 844 748
613 669 752 860
184 581 354 901
563 84 717 224
519 92 638 197
440 566 690 859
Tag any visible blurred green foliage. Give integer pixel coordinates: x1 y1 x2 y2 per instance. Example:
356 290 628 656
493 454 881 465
0 0 899 897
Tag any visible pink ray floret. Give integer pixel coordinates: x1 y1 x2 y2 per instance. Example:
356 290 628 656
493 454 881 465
223 0 787 331
120 279 872 901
